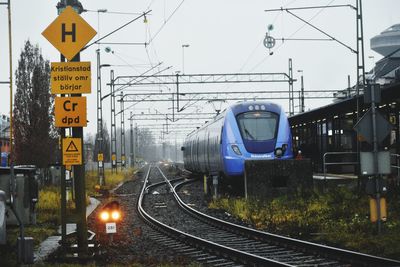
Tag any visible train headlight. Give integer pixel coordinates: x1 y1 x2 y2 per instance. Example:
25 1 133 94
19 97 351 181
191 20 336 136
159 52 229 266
231 145 242 155
274 147 283 158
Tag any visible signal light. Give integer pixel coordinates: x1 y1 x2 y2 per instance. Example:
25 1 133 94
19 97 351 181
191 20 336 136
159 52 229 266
100 211 110 221
111 210 121 221
98 201 121 222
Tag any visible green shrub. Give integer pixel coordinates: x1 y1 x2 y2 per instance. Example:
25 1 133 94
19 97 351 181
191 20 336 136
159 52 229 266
86 168 135 196
209 187 400 259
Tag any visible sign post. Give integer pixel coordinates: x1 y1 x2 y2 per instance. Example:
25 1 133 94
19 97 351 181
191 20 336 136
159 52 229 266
354 84 390 234
42 3 96 258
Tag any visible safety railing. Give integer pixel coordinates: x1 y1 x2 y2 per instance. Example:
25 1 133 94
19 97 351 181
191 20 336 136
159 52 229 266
323 152 400 182
323 152 358 181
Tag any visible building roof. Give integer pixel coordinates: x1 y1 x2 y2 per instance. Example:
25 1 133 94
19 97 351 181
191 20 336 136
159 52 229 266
374 57 400 78
289 82 400 125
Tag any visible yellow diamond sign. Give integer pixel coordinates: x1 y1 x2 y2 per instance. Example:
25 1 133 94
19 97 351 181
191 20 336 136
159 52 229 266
42 6 97 61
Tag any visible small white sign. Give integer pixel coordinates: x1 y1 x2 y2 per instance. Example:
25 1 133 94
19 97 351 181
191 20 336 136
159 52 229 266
105 222 117 234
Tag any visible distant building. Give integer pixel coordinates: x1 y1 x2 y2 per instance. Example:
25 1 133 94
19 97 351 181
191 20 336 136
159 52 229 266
333 24 400 101
0 115 10 153
371 24 400 57
370 24 400 85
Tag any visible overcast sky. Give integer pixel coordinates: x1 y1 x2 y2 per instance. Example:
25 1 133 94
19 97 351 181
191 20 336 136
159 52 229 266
0 0 399 143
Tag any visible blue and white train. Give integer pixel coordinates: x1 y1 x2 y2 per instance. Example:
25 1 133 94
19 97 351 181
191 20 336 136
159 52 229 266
182 101 293 178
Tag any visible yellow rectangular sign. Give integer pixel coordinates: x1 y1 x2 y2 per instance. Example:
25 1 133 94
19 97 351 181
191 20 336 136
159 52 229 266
51 62 91 94
98 153 104 162
62 138 82 166
55 97 87 127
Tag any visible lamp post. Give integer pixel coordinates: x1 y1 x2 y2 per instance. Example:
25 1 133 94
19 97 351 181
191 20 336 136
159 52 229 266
297 70 305 113
182 44 189 73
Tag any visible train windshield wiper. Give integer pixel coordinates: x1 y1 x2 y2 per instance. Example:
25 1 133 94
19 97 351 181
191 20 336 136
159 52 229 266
244 128 255 140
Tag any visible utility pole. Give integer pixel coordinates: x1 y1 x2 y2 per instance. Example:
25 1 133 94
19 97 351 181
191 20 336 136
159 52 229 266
120 92 126 169
288 58 294 116
3 0 30 263
6 0 13 165
356 0 366 121
298 70 305 113
96 49 105 185
110 70 117 173
130 112 134 168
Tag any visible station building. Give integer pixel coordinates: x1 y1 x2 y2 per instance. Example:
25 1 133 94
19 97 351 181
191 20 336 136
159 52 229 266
289 24 400 174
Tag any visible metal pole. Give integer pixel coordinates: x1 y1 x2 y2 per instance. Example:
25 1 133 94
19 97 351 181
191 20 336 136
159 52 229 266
110 70 117 173
370 84 382 234
172 92 175 122
347 75 351 97
60 54 67 246
135 124 138 162
176 73 179 112
182 46 185 74
288 58 294 116
130 112 134 168
120 92 125 169
113 77 117 173
96 49 105 185
301 75 305 113
6 0 27 261
7 0 13 164
356 0 366 194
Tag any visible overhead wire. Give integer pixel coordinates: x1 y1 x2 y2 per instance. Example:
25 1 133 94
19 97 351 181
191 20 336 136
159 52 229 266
143 0 172 93
237 0 299 72
148 0 186 45
249 0 336 72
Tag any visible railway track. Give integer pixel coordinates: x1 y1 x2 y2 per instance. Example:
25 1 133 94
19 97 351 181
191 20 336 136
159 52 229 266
137 163 400 267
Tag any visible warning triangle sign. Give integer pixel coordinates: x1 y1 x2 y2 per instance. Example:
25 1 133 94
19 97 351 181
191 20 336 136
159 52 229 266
66 140 79 152
62 138 82 166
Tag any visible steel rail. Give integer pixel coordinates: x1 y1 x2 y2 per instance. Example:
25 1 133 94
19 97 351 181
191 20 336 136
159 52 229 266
170 176 400 267
137 165 293 266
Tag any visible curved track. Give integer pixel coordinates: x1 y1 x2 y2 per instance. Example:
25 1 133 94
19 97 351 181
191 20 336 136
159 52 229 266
137 164 400 267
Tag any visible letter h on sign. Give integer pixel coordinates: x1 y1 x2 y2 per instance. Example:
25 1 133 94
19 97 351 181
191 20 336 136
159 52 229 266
62 23 76 42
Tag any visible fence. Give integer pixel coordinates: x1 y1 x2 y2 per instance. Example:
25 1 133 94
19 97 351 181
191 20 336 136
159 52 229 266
322 152 358 181
323 152 400 183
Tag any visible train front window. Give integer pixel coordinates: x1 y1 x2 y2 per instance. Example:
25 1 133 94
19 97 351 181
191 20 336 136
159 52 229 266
236 112 278 141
